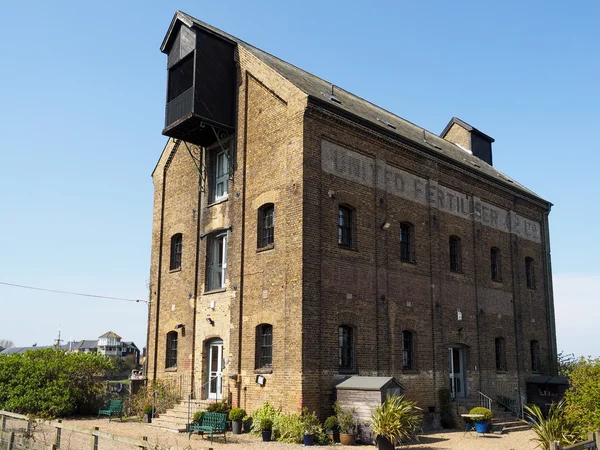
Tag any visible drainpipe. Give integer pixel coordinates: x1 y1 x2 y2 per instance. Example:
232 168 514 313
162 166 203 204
152 147 170 381
542 208 557 374
236 71 249 408
190 146 204 397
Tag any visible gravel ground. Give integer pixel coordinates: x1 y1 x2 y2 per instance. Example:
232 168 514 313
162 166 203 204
28 418 540 450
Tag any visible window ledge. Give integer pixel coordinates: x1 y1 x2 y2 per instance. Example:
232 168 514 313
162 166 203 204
338 369 358 375
492 279 503 284
165 367 177 372
257 244 274 253
400 259 417 265
338 245 358 252
204 288 226 295
253 368 273 375
402 369 418 374
208 197 229 207
496 370 508 374
169 268 181 274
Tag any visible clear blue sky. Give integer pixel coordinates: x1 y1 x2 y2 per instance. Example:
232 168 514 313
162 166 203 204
0 1 598 357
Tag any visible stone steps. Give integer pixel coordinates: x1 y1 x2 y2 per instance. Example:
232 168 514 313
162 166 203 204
149 399 217 433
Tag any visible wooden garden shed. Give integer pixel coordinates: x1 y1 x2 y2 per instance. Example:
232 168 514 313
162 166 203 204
336 376 405 443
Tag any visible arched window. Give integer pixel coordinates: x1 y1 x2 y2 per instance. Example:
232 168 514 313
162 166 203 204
449 236 462 272
256 324 273 369
526 257 535 289
206 233 227 291
170 233 182 271
402 330 415 370
258 204 275 248
495 337 506 371
166 331 178 369
531 340 541 372
338 205 354 249
338 325 354 370
400 222 415 262
491 247 501 281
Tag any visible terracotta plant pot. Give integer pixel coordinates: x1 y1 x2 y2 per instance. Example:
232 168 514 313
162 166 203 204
340 433 355 445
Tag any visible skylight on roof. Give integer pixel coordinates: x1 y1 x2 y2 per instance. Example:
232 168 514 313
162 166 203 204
376 117 397 130
321 91 341 104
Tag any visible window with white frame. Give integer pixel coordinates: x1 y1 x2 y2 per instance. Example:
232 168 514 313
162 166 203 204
206 233 227 291
210 148 229 203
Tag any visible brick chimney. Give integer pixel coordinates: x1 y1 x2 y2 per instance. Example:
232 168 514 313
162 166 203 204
441 117 495 166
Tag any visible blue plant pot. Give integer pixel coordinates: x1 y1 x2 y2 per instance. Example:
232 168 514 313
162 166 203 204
303 433 314 446
475 421 489 433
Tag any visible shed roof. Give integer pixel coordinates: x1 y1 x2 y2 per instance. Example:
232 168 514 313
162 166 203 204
527 376 569 385
336 376 402 391
167 11 549 207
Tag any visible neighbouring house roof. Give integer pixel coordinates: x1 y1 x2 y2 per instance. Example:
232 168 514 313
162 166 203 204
527 376 569 385
77 340 98 350
336 376 403 391
0 346 51 354
167 11 548 206
98 331 121 339
122 342 139 350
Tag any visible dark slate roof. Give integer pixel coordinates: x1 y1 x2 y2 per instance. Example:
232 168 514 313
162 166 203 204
166 11 547 205
336 376 403 391
122 341 139 350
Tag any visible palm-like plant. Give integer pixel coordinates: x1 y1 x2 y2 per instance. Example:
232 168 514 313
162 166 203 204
523 399 575 450
369 395 422 445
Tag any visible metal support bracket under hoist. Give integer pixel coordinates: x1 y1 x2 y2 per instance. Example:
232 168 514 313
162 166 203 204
182 141 206 192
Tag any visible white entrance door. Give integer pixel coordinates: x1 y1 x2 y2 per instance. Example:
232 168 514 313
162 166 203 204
449 347 466 399
207 340 223 400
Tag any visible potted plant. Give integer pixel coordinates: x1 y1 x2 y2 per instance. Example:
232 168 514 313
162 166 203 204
468 407 493 433
142 404 153 423
229 407 246 435
324 415 339 443
335 402 357 445
369 395 422 450
259 417 273 441
301 409 322 446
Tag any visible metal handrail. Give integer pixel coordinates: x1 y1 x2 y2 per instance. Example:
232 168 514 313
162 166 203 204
478 391 493 411
192 374 222 401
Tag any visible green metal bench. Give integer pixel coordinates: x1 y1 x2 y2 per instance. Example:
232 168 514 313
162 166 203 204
97 399 123 422
188 412 227 442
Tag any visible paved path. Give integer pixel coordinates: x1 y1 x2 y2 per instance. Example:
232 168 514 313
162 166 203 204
35 418 539 449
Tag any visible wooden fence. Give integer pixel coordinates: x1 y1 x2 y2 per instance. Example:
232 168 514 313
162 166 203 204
551 431 600 450
0 410 214 450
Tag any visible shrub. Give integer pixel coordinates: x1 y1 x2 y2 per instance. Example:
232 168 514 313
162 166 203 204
272 412 303 443
251 402 278 434
229 407 246 421
438 388 455 429
130 379 180 417
193 411 204 424
324 415 338 432
0 348 115 418
564 357 600 437
301 408 322 435
206 400 230 414
523 400 575 450
143 405 154 417
334 402 356 434
369 395 422 444
468 407 493 421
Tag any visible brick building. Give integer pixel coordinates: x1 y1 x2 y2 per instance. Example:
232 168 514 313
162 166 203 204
146 11 557 417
